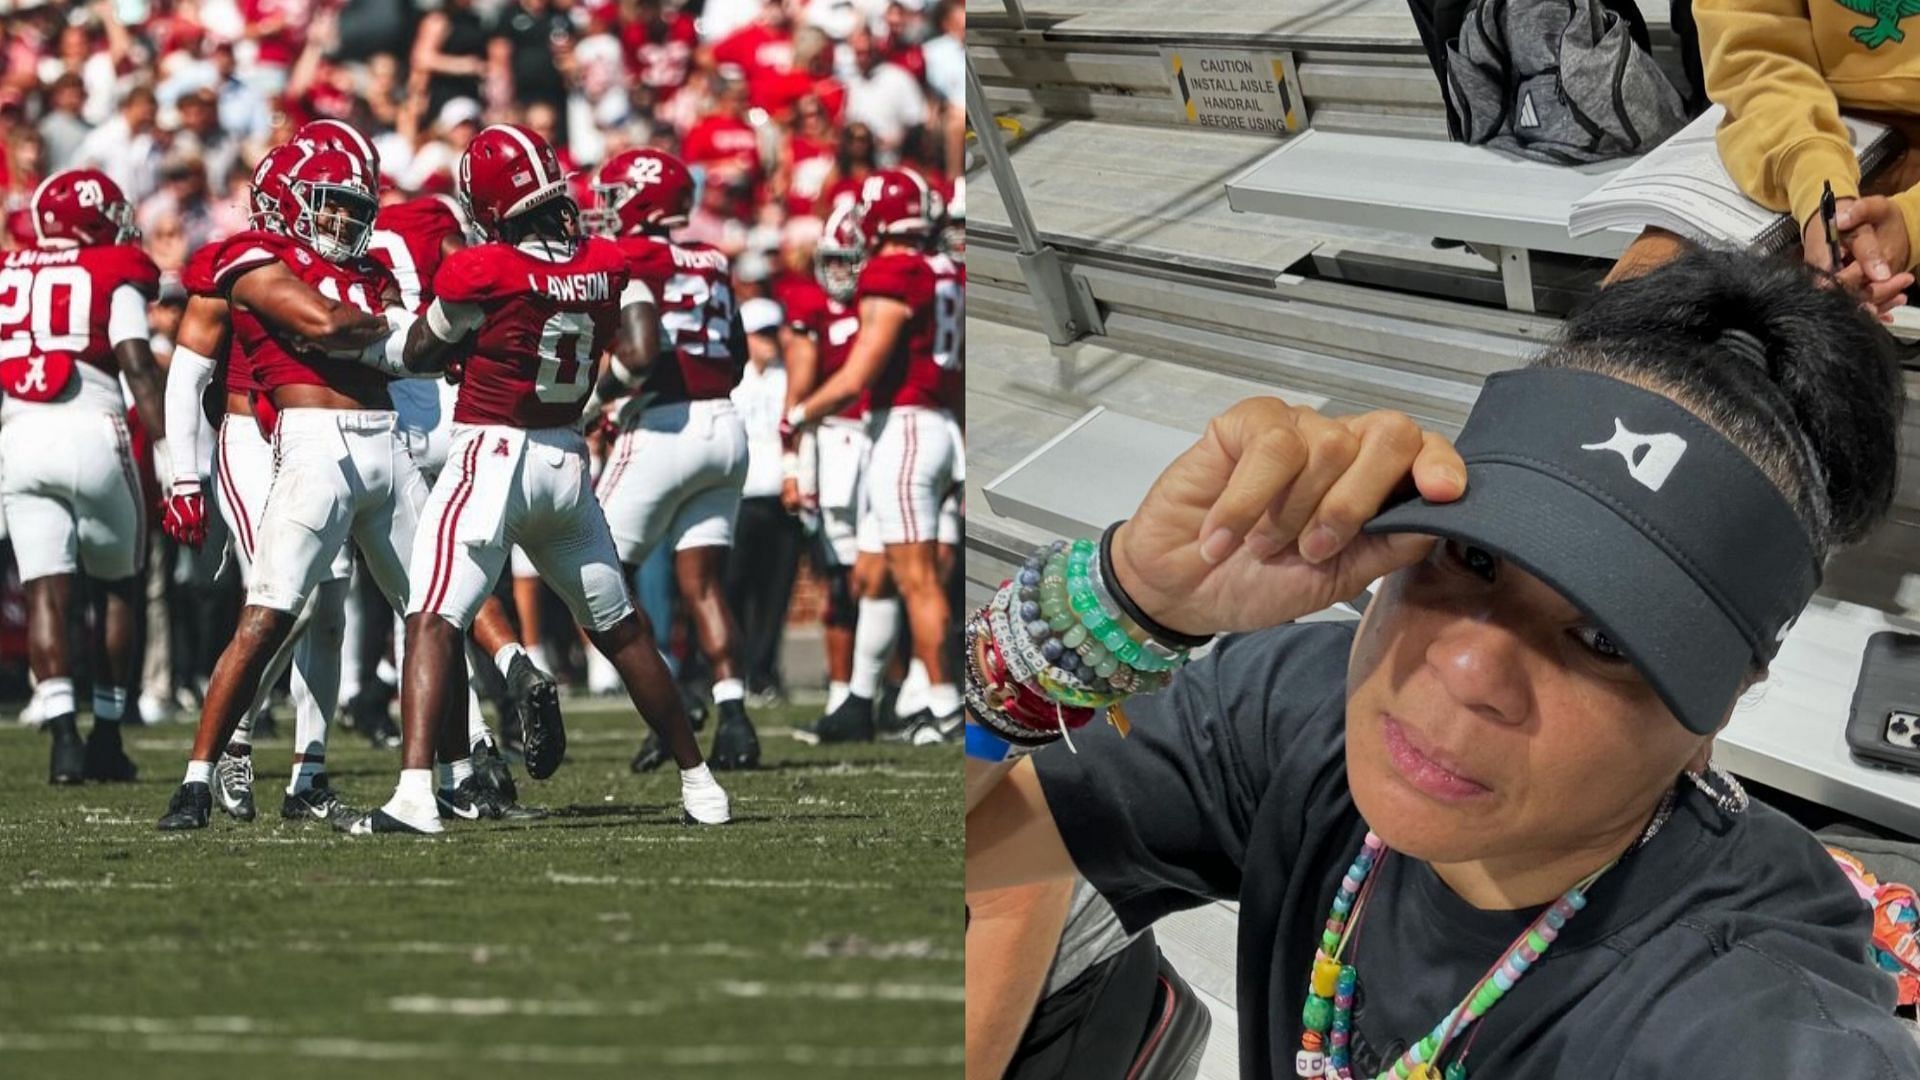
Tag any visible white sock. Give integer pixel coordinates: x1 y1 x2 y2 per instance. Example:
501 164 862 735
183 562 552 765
185 760 212 785
288 759 324 795
895 660 930 719
926 683 961 718
681 762 716 787
39 678 75 719
528 642 549 671
396 767 434 806
449 758 474 785
465 688 492 749
587 645 620 693
850 598 899 699
493 641 527 675
712 678 745 704
93 686 127 724
827 681 850 713
228 710 253 751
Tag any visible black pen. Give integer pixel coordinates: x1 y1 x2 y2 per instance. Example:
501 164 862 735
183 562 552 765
1821 180 1844 271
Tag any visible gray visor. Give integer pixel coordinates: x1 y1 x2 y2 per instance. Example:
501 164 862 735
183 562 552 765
1362 368 1821 735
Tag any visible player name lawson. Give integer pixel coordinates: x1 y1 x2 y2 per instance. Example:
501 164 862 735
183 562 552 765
526 271 611 302
1185 56 1280 110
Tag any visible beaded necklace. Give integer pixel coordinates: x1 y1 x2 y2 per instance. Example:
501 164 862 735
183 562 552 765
1296 786 1678 1079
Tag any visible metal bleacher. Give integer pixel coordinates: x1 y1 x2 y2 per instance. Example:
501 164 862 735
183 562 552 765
966 3 1920 1070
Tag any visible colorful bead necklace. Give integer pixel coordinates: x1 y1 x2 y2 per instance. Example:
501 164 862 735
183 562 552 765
1297 788 1676 1079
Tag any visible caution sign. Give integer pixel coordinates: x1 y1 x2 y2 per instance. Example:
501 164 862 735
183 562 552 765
1160 47 1305 136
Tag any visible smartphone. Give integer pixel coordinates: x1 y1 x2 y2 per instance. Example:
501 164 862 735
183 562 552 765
1844 631 1920 774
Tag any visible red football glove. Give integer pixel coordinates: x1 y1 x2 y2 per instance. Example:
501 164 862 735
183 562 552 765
162 479 207 548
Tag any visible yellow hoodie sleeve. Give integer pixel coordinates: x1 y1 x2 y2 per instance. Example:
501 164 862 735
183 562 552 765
1695 0 1859 233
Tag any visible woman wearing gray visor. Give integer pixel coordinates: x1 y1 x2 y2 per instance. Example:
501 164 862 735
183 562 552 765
965 249 1920 1078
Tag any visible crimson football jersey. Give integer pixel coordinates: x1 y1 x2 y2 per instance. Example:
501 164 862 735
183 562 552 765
368 195 467 312
0 242 159 402
616 235 743 405
435 238 629 429
183 238 261 396
213 229 399 402
783 279 864 421
855 250 963 412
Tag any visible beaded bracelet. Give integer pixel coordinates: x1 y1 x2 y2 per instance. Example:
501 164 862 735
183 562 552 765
1029 548 1169 693
965 619 1096 759
964 619 1068 747
1001 580 1116 699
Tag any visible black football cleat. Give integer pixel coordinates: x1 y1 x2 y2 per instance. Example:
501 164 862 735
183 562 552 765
156 782 213 831
709 700 761 771
901 709 964 747
440 775 545 822
214 750 257 822
281 777 356 823
630 733 667 774
472 738 519 804
82 723 139 782
342 808 442 836
46 715 85 785
791 695 875 745
508 654 566 780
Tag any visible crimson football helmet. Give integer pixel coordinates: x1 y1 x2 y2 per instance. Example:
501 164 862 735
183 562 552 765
457 123 571 239
248 141 314 234
815 202 866 304
585 147 695 237
30 169 137 247
294 118 380 176
272 147 379 262
854 168 935 246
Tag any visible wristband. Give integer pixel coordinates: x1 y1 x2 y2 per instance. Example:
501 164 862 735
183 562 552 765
782 450 800 480
964 721 1013 762
787 403 809 428
1101 521 1213 650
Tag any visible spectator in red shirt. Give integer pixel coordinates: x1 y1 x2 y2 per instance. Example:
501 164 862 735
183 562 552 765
815 121 878 218
711 0 796 104
876 1 928 84
241 0 313 98
683 73 764 220
774 93 839 218
752 25 845 124
622 0 698 103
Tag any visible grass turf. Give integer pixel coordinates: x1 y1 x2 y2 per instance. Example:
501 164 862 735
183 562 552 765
0 697 962 1079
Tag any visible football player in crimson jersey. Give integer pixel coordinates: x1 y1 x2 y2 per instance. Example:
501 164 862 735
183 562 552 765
157 146 473 831
365 190 566 811
2 170 167 784
162 142 387 825
584 147 762 773
349 124 727 835
288 121 546 798
782 204 893 739
788 169 966 745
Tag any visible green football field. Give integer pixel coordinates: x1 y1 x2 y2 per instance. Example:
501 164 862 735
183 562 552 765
0 696 962 1079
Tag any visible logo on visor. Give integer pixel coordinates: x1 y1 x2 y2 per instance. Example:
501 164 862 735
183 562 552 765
1581 419 1688 492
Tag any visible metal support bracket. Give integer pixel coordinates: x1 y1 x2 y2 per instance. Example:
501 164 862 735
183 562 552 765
1476 243 1537 313
966 40 1103 345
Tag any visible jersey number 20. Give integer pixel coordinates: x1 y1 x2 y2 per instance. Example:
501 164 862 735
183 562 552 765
0 266 91 361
